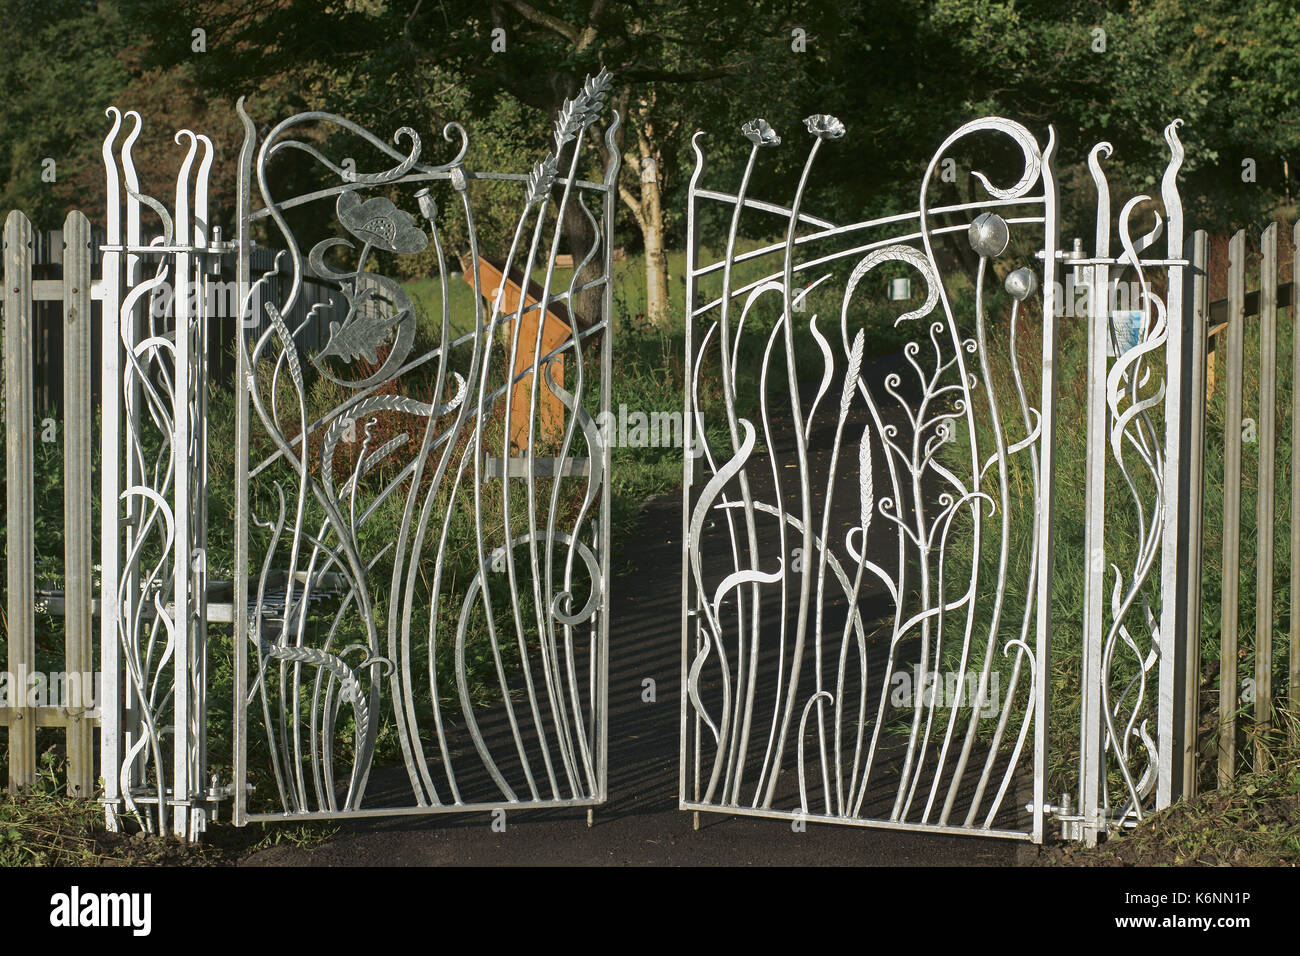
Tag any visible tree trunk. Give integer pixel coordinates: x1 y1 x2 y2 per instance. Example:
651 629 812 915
549 70 604 330
638 136 670 327
562 198 605 330
619 118 670 327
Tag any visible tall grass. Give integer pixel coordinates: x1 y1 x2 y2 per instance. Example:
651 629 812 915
940 232 1298 801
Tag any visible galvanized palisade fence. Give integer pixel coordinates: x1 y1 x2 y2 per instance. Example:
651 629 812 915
1205 222 1300 786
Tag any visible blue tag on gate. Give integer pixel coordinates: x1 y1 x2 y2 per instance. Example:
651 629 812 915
1107 309 1143 357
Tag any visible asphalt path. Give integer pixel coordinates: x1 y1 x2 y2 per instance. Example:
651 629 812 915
244 355 1023 867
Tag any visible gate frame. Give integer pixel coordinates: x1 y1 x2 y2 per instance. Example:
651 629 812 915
228 82 621 825
679 113 1194 845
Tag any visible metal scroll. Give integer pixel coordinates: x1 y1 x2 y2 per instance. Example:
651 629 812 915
230 71 619 822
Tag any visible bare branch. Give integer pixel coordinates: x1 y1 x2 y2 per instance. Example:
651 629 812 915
619 183 645 228
503 0 580 44
576 0 606 52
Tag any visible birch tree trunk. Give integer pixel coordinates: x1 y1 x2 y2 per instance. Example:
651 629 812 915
620 117 670 327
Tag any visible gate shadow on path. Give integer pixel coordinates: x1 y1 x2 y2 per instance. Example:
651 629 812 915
242 351 1023 866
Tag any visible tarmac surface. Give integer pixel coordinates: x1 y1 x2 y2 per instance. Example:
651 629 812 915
244 358 1025 866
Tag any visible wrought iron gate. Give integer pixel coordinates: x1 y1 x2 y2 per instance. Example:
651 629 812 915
98 72 620 835
680 114 1193 843
94 85 1198 843
229 78 619 823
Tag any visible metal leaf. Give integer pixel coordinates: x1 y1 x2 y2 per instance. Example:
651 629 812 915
553 68 614 150
527 154 559 205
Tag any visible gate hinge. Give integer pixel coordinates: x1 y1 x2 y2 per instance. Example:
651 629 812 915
205 774 235 802
203 774 254 824
203 773 255 802
1027 793 1088 841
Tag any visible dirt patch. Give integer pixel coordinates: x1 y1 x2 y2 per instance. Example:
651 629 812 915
1027 759 1300 867
0 767 337 866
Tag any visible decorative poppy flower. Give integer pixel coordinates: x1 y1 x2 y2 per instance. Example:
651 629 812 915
741 119 781 147
967 212 1010 258
803 114 846 140
336 189 428 254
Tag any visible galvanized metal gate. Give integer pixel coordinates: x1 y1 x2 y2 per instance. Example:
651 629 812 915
93 86 1198 844
680 114 1194 843
229 80 620 823
98 72 620 836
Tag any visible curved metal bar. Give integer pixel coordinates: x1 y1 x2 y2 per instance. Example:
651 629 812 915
229 71 616 819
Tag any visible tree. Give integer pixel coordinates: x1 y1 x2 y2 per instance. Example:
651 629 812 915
0 0 130 225
116 0 846 327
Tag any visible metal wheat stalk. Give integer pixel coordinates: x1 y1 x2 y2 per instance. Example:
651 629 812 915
224 70 617 821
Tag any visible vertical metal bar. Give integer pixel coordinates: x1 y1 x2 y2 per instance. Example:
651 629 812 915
1290 221 1300 750
597 139 617 803
1031 130 1061 844
62 211 94 798
1156 124 1187 809
1254 221 1278 767
99 117 124 829
1079 154 1112 844
190 138 213 837
1182 229 1210 798
1218 228 1246 787
681 133 704 813
232 100 256 826
4 210 36 791
122 127 143 791
172 150 193 840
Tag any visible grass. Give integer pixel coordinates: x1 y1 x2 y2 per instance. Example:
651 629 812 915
2 224 1296 861
0 751 340 865
938 225 1299 808
1035 721 1300 865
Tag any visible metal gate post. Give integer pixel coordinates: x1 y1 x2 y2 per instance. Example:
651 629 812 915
1078 144 1114 846
99 111 214 841
1156 124 1189 810
99 114 124 828
1073 120 1191 843
231 100 253 829
1032 130 1062 845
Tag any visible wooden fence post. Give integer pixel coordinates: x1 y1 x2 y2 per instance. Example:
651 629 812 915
4 210 37 790
62 211 94 797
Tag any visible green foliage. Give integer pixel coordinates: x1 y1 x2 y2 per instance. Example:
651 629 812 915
939 231 1299 798
0 1 130 223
